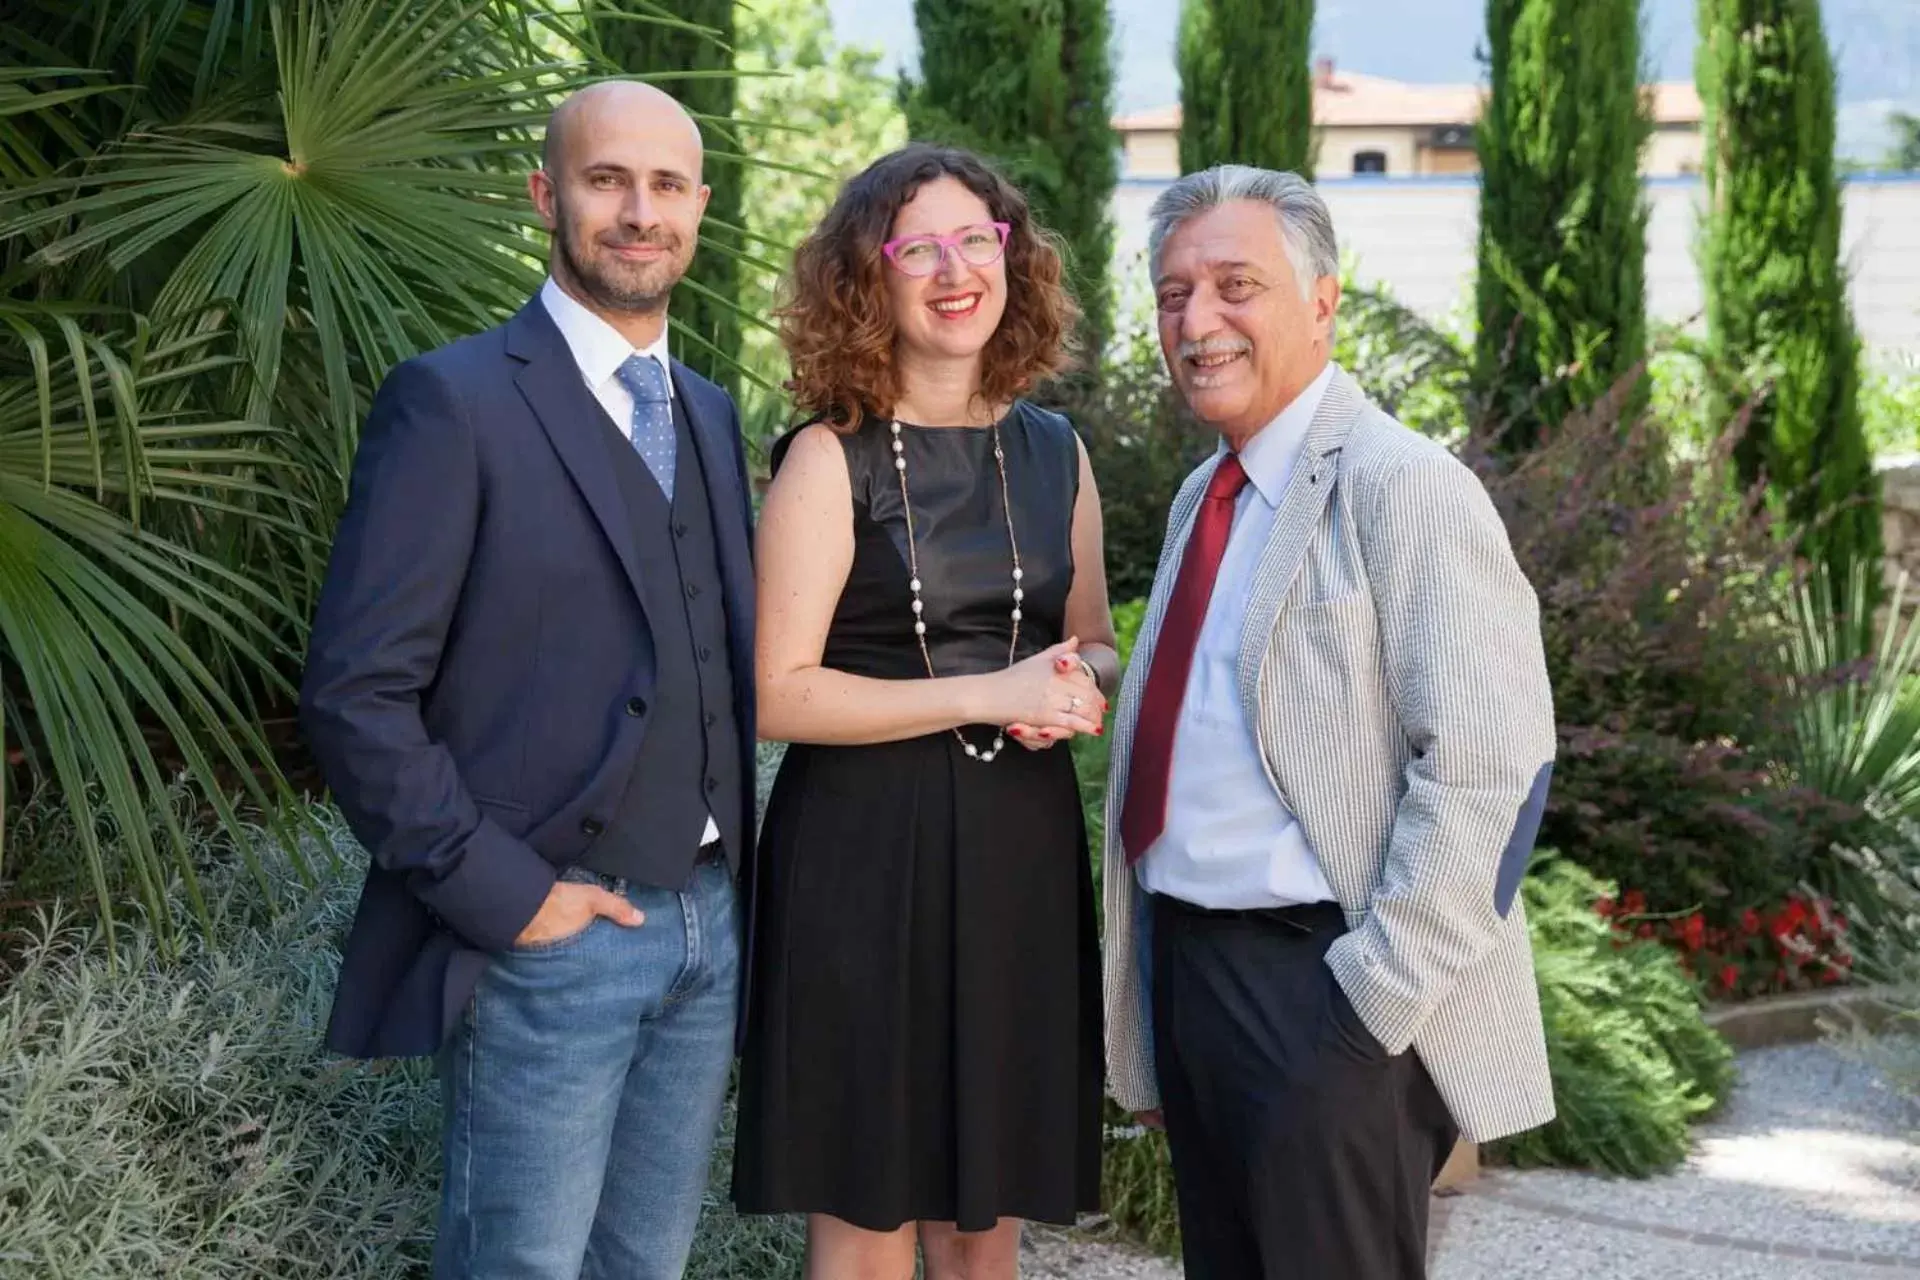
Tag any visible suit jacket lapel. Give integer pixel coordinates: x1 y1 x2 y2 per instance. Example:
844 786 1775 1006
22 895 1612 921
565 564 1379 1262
1235 367 1366 715
506 302 650 607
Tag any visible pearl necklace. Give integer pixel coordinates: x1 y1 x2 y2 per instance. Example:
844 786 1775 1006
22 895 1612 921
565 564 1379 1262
891 418 1023 763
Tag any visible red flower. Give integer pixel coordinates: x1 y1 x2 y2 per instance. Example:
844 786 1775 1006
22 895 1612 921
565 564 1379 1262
1636 923 1657 939
1595 896 1616 918
1719 963 1739 991
1770 899 1809 940
1740 908 1762 936
1680 913 1707 952
1622 889 1648 916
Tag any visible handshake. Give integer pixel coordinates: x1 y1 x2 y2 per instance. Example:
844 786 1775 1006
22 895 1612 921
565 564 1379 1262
993 636 1108 751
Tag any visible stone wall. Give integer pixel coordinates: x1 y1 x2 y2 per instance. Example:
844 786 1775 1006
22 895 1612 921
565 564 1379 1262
1880 459 1920 594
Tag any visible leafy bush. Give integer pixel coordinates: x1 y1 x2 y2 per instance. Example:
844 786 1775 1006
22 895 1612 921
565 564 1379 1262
1071 599 1182 1252
1063 322 1215 603
1491 858 1734 1178
1829 823 1920 1103
1465 380 1865 930
0 809 440 1277
1073 598 1146 864
0 802 805 1279
1097 1110 1180 1256
1332 272 1472 444
1860 357 1920 459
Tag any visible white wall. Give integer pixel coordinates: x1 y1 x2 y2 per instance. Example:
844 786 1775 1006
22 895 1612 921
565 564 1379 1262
1111 175 1920 357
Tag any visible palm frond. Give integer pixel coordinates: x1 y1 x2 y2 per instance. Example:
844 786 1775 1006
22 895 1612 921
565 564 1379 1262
1 0 801 939
1783 562 1920 821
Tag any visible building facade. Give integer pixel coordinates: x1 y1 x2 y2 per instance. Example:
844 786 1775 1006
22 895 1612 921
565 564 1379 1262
1114 61 1705 181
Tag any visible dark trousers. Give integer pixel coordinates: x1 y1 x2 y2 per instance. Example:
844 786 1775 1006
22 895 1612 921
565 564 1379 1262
1150 895 1459 1280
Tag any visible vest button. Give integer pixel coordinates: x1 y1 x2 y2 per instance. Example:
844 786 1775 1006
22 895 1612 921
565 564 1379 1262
704 712 718 728
698 645 712 661
705 777 719 794
675 522 689 538
626 697 646 717
580 818 604 837
685 582 700 599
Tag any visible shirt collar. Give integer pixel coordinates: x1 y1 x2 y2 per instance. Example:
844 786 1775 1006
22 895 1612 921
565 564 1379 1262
1229 361 1335 506
539 276 675 401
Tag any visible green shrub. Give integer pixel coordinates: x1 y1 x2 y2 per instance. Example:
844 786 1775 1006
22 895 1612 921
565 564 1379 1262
1464 377 1869 933
0 804 805 1279
1063 323 1216 604
1332 272 1472 446
1097 1107 1181 1255
1492 858 1734 1178
0 809 440 1278
1860 358 1920 458
1073 598 1146 863
1829 822 1920 1103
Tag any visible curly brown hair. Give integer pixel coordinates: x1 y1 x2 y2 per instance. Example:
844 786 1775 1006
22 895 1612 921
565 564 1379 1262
779 144 1080 429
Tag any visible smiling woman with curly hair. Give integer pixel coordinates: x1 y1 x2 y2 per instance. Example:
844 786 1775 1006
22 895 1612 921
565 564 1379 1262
733 144 1118 1280
780 145 1079 430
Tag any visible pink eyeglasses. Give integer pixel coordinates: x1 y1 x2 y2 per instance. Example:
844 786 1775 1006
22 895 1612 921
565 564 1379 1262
881 221 1012 277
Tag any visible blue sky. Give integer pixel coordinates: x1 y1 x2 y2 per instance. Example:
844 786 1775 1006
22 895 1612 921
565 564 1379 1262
825 0 1920 159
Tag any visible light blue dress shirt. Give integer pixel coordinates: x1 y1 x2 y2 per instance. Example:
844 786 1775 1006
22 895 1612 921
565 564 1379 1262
1137 361 1339 909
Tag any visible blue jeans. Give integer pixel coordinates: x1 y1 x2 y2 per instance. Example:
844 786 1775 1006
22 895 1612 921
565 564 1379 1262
434 857 739 1279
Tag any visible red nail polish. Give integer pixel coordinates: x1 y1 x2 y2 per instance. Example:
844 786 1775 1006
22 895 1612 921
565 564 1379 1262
1010 727 1024 737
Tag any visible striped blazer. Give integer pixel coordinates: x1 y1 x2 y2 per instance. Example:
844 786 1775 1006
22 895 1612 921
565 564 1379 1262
1100 365 1557 1144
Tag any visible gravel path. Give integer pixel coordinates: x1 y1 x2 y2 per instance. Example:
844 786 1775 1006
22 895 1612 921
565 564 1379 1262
1026 1042 1920 1278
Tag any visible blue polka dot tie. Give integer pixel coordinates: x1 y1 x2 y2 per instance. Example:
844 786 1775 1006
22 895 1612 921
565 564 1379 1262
616 354 676 500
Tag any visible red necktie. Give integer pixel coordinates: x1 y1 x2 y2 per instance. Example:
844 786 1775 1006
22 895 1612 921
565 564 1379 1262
1120 453 1250 864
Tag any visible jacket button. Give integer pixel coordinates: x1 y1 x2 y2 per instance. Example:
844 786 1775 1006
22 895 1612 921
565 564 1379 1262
581 818 604 837
704 711 718 728
675 522 689 538
685 583 700 599
698 645 712 661
626 697 646 717
705 777 719 794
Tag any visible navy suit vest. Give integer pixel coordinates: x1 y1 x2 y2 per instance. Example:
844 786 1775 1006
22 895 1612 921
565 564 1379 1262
586 395 745 887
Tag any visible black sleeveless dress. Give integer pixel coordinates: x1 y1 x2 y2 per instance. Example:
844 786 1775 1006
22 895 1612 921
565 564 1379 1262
733 401 1104 1232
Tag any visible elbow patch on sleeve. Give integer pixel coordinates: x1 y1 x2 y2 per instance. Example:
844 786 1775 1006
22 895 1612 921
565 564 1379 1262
1495 761 1554 918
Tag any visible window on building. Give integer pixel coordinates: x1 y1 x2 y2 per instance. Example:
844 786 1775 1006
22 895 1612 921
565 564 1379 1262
1353 150 1388 175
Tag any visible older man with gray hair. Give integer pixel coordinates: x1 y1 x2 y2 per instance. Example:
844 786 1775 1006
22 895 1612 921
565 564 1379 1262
1100 165 1557 1278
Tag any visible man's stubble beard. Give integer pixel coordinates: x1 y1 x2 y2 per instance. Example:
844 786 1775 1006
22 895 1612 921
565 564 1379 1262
555 201 691 316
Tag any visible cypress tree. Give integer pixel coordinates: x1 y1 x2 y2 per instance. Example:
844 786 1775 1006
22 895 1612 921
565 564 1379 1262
905 0 1118 361
1698 0 1879 580
592 1 744 392
1176 0 1315 177
1474 0 1651 448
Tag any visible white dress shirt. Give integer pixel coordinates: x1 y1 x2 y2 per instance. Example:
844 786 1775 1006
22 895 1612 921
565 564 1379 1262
1138 362 1338 908
539 278 719 848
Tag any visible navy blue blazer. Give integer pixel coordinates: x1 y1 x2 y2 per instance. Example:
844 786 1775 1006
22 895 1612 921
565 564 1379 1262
301 298 758 1060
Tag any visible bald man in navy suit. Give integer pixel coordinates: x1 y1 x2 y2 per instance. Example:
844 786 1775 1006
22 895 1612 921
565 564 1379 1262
302 82 757 1279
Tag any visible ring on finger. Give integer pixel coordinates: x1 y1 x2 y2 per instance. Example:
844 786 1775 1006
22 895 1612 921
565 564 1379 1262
1068 695 1084 710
